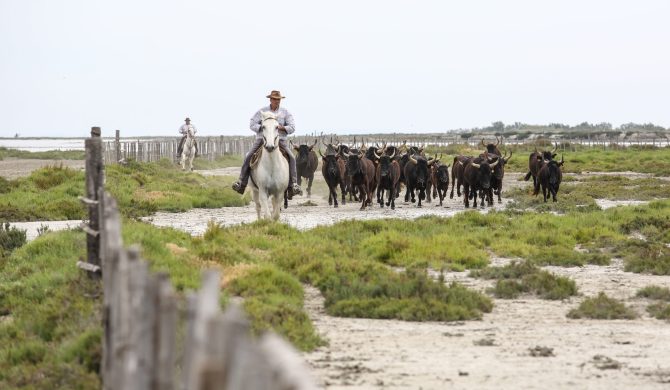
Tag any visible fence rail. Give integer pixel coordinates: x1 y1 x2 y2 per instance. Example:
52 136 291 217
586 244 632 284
82 128 318 389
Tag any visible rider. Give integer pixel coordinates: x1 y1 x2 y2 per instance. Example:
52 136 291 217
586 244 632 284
177 117 197 156
232 90 302 196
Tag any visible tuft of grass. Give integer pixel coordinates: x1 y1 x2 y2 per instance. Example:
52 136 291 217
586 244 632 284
567 292 638 319
471 261 577 300
0 222 27 257
636 285 670 301
647 302 670 320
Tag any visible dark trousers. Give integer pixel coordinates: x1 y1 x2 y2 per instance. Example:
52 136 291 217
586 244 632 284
238 138 297 186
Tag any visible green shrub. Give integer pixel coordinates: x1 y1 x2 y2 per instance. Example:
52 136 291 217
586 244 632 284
636 285 670 301
567 292 637 319
647 302 670 320
0 222 27 257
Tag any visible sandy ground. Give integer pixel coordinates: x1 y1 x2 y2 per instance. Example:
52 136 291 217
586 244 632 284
6 162 670 389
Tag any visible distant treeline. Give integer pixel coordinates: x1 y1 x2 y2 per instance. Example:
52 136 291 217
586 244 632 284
456 121 668 140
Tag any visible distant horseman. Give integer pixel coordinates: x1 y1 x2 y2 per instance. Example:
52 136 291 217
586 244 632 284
177 117 197 157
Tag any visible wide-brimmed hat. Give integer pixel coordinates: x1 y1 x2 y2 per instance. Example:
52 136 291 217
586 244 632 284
266 90 285 99
184 117 191 121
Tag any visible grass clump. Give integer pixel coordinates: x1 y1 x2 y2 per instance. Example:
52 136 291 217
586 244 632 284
646 303 670 320
470 261 577 300
636 285 670 301
567 292 637 319
0 222 27 257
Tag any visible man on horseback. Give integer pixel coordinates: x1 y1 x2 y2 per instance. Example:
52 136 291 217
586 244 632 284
177 117 197 157
232 90 302 197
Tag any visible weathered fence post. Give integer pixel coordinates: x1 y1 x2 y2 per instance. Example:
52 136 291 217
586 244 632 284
80 126 103 277
115 130 121 163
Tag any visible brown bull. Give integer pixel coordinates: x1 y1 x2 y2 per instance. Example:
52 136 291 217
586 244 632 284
524 142 558 188
534 155 564 202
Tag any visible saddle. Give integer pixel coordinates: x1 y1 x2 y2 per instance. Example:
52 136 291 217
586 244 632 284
250 147 290 170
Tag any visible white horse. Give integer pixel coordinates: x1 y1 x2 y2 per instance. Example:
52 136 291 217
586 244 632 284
249 111 289 220
180 126 196 171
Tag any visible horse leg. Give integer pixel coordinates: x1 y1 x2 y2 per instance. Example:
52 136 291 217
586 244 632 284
180 152 186 170
189 151 195 171
259 191 271 219
271 192 282 220
284 190 288 209
252 189 261 219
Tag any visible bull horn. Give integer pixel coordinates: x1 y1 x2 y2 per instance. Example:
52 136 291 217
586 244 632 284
551 142 558 153
495 136 500 146
506 150 513 162
374 150 382 159
342 151 350 158
559 154 564 164
409 154 418 164
428 157 436 166
534 145 538 153
458 160 464 166
310 139 317 150
481 138 486 147
318 148 324 158
490 158 499 168
544 159 550 164
471 162 481 168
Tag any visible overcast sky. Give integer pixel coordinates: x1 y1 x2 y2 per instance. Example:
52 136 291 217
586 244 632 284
1 0 669 137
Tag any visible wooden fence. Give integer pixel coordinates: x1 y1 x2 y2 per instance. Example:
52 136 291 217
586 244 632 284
103 130 670 164
80 128 318 389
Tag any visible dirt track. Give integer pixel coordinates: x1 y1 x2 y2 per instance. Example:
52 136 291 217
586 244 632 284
0 157 85 180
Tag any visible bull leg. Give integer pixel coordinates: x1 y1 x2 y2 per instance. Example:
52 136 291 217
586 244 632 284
359 184 367 210
390 186 396 210
463 185 470 208
328 187 333 205
340 182 346 205
379 187 385 208
411 188 416 203
405 185 410 203
542 185 548 202
331 185 339 208
307 175 313 197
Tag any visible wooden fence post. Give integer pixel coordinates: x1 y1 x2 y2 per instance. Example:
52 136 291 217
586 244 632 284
82 127 103 277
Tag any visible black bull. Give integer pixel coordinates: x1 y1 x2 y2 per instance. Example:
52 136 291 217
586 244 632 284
535 156 564 202
319 150 343 208
462 157 499 208
375 154 401 210
345 152 376 210
293 141 319 196
403 154 435 207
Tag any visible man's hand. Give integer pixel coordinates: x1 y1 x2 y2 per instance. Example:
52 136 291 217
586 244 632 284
277 125 286 131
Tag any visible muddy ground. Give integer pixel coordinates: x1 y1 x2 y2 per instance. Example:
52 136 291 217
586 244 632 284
6 161 670 389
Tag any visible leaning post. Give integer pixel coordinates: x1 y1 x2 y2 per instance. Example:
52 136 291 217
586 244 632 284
115 130 121 163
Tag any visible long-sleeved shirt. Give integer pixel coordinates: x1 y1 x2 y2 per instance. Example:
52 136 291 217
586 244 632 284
249 106 295 139
179 124 197 135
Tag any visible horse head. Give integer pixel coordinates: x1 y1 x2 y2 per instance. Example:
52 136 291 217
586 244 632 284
260 111 280 152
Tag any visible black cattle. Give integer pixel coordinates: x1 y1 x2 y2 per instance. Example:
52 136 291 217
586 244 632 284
337 144 358 202
481 136 503 157
462 155 499 208
450 155 472 199
535 155 564 202
431 158 450 206
403 154 435 207
524 143 558 188
375 150 401 209
293 140 319 197
487 150 512 204
344 150 376 210
319 148 342 207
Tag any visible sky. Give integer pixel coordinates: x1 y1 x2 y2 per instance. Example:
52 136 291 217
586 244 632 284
1 0 669 137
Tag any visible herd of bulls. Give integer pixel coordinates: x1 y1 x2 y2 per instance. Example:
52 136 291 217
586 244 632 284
291 136 565 211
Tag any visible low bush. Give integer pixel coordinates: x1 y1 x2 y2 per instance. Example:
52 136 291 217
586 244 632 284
567 292 637 319
636 285 670 301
